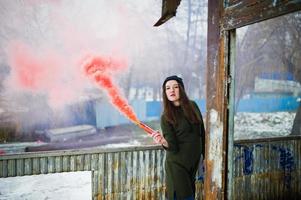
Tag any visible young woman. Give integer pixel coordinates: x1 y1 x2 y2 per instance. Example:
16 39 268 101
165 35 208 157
160 75 205 200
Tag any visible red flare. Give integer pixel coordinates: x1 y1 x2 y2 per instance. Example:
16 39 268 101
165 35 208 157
137 121 156 135
82 55 163 144
82 55 139 123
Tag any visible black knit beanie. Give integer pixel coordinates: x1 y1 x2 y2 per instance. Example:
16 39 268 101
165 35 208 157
163 75 184 89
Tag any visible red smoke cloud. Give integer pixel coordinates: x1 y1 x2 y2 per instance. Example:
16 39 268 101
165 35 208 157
8 42 60 91
82 55 139 123
7 41 139 124
7 41 86 108
7 42 161 141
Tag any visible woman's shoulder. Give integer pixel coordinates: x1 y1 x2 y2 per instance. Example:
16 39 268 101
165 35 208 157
160 114 167 123
189 100 198 107
189 100 201 113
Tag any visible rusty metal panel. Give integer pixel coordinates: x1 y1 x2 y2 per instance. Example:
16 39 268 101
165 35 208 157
48 156 55 173
76 154 84 171
69 155 76 171
1 160 6 177
55 156 62 173
62 155 69 172
16 159 24 176
39 157 47 174
32 157 39 175
0 146 204 199
233 137 301 199
7 159 15 177
223 0 301 30
24 158 31 175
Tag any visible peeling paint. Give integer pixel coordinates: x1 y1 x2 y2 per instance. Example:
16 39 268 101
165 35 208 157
223 0 301 30
227 1 243 9
212 51 218 78
208 109 223 188
272 146 295 189
233 139 301 199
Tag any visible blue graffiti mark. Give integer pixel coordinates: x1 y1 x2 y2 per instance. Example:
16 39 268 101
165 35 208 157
197 163 205 182
243 147 254 175
272 146 295 189
234 144 296 189
234 144 255 175
197 174 204 182
255 144 264 148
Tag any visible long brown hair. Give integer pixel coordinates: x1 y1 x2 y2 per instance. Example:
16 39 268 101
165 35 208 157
162 83 201 125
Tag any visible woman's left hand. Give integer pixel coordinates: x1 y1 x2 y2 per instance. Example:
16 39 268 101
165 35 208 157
151 131 169 147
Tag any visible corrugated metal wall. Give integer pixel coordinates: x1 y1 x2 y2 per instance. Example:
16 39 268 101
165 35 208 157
2 137 299 199
233 136 301 200
0 145 203 199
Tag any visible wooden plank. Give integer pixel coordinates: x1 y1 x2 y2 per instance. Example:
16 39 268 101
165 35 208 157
70 155 76 171
47 156 55 173
126 151 133 200
91 154 99 171
106 153 113 198
1 160 8 177
40 157 47 174
55 156 62 173
91 170 98 200
24 158 32 175
132 151 138 200
139 151 145 199
206 0 229 199
223 0 301 30
76 155 84 171
16 159 24 176
119 151 127 193
97 153 105 199
62 155 69 172
7 159 15 177
84 154 91 171
144 150 151 199
32 157 40 175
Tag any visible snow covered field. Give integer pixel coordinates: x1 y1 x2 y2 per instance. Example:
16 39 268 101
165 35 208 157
0 172 91 200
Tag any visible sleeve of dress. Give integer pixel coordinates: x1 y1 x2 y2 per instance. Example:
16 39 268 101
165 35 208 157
160 116 179 153
192 101 206 159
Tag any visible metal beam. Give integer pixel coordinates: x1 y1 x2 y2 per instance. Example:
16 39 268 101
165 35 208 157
205 0 229 199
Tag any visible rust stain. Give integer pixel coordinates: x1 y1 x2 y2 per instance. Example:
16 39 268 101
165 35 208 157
97 193 102 200
112 160 119 170
235 171 288 180
205 160 218 200
99 186 166 200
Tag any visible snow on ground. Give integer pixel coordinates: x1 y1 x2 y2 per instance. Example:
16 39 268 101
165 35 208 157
234 112 295 140
0 171 91 200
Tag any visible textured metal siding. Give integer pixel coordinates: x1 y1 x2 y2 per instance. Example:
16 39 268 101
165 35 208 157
0 146 204 199
5 137 289 200
233 136 301 200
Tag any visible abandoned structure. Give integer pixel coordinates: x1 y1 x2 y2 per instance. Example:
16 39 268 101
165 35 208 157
1 0 301 199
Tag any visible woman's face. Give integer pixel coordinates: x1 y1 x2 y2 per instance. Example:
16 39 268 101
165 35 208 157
165 80 180 106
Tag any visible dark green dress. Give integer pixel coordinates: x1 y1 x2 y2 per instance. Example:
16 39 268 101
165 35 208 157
160 101 205 200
